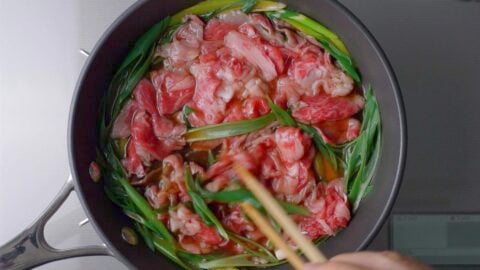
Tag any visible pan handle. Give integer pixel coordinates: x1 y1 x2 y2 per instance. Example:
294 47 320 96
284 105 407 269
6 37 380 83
0 176 112 270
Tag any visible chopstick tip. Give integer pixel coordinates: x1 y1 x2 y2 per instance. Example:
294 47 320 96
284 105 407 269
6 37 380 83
232 162 253 181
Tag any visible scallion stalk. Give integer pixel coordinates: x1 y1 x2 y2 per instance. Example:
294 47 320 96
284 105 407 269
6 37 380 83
186 113 276 142
194 178 309 216
185 166 229 240
266 11 360 82
198 254 284 269
266 9 348 55
267 98 296 127
344 87 381 211
171 0 285 25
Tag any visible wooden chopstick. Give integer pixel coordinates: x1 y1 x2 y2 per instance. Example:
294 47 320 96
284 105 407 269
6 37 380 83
240 202 305 270
233 163 328 264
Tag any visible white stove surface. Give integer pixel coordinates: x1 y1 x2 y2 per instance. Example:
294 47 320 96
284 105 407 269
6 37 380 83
0 1 134 269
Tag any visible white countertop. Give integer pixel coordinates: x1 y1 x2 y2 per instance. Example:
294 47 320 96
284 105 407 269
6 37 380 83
0 1 134 269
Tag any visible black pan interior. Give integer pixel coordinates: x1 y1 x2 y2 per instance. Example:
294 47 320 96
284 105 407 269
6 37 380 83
68 0 406 269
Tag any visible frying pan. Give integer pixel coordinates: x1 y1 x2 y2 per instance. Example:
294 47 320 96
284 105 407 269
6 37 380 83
0 0 406 269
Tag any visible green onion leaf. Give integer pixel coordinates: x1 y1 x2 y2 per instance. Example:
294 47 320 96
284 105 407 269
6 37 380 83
182 105 194 128
278 201 310 216
185 166 229 240
99 140 186 266
134 223 155 251
186 113 276 142
313 152 324 181
298 123 338 171
228 232 277 262
240 0 257 13
194 179 309 216
198 254 283 269
152 234 191 270
171 0 285 25
267 97 296 127
178 251 229 268
207 150 217 166
266 9 348 55
266 99 339 177
344 86 381 211
172 0 244 25
266 11 360 82
106 16 171 123
117 16 171 72
200 187 262 208
183 105 194 116
251 1 286 12
118 177 174 242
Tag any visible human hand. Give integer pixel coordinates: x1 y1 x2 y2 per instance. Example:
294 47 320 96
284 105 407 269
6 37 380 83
303 251 432 270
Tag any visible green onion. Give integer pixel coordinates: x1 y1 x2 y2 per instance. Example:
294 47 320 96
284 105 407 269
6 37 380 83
186 113 276 142
177 251 230 269
200 187 262 208
183 105 194 116
266 9 348 55
298 123 339 171
198 254 284 269
286 18 359 82
97 98 110 149
171 0 285 25
172 0 247 24
207 150 217 166
240 0 257 13
182 105 194 128
134 223 155 251
265 98 339 172
314 235 330 245
344 86 381 211
118 177 174 242
99 141 187 267
118 183 173 238
250 0 286 12
107 17 171 121
152 235 191 270
266 11 360 82
194 179 310 216
228 232 277 262
278 201 310 216
117 17 171 72
267 97 296 127
113 138 128 158
313 152 324 181
185 166 229 240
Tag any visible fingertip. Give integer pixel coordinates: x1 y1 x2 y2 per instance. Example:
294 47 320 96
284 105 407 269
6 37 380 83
380 250 403 261
330 251 360 261
303 261 366 270
303 263 322 270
